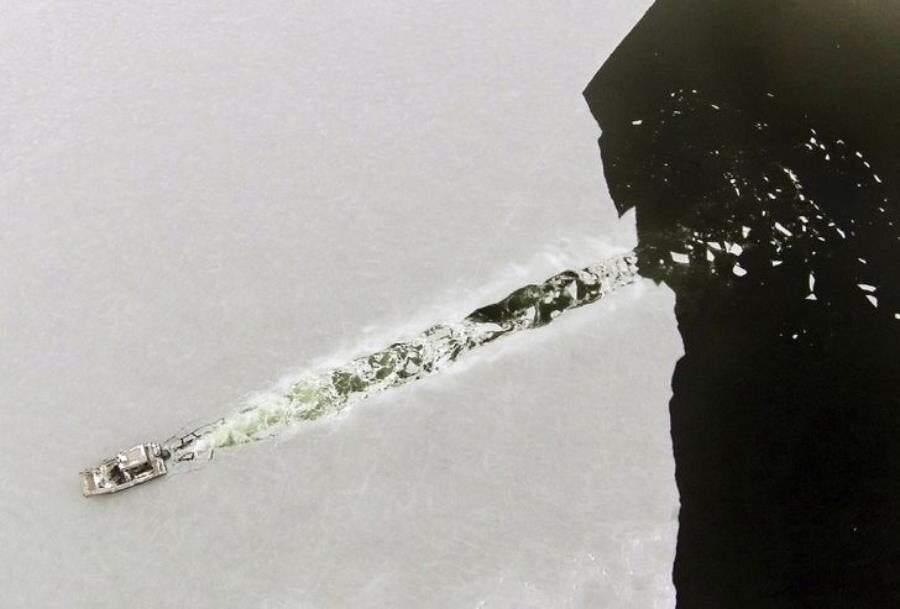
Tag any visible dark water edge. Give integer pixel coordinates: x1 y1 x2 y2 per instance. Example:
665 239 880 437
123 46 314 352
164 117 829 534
585 2 900 607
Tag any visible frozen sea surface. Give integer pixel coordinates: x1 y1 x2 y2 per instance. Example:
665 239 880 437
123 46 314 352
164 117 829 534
0 2 681 608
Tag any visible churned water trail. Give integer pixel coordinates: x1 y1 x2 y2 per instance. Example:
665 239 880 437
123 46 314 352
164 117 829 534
164 252 639 463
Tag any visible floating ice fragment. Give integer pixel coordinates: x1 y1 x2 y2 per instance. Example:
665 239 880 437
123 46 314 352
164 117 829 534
808 273 816 291
782 167 800 184
706 249 716 262
732 264 748 277
866 295 879 308
670 251 690 264
806 294 818 301
631 119 643 126
771 260 783 267
835 227 846 239
858 257 868 264
767 192 777 200
858 284 876 293
874 174 882 183
742 226 751 238
710 104 720 110
774 222 793 237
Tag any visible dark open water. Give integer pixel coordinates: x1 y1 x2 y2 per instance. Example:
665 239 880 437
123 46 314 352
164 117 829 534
585 2 900 607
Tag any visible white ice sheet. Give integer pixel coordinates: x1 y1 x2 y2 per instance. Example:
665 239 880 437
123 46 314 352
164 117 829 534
0 3 682 607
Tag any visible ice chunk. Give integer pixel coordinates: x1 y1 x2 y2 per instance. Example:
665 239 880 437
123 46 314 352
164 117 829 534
774 223 793 237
